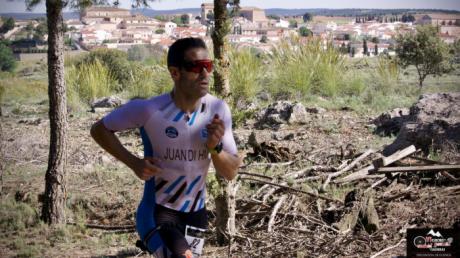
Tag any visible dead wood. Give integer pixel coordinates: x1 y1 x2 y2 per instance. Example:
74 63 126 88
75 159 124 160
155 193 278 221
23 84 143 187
322 149 375 191
373 145 416 168
239 176 343 204
267 194 287 232
372 164 460 173
335 189 380 234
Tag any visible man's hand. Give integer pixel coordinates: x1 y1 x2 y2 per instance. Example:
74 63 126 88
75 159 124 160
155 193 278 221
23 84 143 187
206 114 225 150
130 157 163 181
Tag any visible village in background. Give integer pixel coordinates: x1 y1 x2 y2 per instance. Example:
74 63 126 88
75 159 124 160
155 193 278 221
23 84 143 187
1 3 460 61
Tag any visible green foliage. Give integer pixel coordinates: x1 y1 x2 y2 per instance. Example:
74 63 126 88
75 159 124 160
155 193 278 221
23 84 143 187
0 199 39 231
228 47 262 106
299 26 312 37
303 12 313 23
0 41 17 72
127 45 149 62
289 19 298 28
267 37 345 99
180 14 190 25
259 35 268 43
155 28 165 34
396 25 453 87
267 14 280 21
77 48 131 91
0 16 15 33
376 55 400 88
66 59 117 106
125 64 172 99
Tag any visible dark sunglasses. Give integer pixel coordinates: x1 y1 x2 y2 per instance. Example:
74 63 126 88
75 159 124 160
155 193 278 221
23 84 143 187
182 59 213 74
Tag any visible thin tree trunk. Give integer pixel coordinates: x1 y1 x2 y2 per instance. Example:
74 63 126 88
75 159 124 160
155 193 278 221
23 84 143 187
212 0 236 246
212 0 231 98
41 0 68 225
0 91 3 195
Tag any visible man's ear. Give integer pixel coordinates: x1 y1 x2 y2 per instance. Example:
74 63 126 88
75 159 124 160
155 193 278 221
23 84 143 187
169 67 180 81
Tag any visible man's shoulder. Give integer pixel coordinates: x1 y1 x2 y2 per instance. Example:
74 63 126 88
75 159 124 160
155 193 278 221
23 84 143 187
203 94 227 107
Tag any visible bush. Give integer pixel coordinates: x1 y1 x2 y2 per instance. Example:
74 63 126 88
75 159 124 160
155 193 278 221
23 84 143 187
125 64 172 99
127 45 150 62
0 42 17 72
229 47 263 106
66 59 117 107
77 48 131 91
267 37 345 99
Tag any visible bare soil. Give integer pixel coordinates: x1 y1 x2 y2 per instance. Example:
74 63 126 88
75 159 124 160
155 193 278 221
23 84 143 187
1 100 459 258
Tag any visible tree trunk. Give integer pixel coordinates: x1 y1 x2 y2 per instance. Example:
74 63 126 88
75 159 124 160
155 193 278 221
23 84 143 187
41 0 68 225
214 175 237 245
212 0 236 245
0 88 3 195
212 0 231 98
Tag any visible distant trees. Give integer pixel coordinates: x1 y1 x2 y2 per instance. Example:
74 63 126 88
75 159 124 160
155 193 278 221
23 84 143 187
396 25 453 88
0 40 17 72
0 17 15 33
401 14 415 23
299 26 312 37
289 19 298 28
180 14 190 25
267 14 280 21
206 11 215 21
303 13 313 23
260 35 268 43
363 39 369 56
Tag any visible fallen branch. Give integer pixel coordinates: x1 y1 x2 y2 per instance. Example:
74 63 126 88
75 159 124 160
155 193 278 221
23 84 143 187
267 195 287 232
373 145 416 168
67 222 135 231
370 238 405 258
372 165 460 173
239 177 343 204
322 149 375 190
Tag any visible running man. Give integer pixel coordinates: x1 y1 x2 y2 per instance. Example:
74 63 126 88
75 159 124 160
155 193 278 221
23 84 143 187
90 37 241 258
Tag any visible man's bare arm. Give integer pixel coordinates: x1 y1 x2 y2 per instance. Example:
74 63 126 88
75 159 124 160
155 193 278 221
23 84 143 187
210 151 241 180
90 120 162 180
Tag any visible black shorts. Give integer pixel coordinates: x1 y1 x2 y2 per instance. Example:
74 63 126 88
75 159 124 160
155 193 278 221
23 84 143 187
155 204 207 258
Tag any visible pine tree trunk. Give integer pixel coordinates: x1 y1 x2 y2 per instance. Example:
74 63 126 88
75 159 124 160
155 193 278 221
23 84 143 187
0 90 3 195
212 0 231 98
41 0 68 225
212 0 236 246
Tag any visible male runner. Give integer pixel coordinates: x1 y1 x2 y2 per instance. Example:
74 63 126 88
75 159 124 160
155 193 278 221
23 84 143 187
90 37 241 258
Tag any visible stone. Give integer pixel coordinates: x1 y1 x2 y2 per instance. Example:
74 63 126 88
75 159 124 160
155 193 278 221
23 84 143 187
91 96 123 109
383 93 460 155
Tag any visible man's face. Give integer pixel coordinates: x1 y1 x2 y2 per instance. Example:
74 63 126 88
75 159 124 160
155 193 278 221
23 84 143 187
173 47 212 100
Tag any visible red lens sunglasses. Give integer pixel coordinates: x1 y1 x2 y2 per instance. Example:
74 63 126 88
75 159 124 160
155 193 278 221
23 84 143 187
182 59 213 73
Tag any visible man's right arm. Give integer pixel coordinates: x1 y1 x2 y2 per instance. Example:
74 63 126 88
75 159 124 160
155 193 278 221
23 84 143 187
90 120 162 180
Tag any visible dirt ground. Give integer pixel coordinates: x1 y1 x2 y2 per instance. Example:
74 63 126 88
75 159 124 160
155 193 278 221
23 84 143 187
1 99 459 257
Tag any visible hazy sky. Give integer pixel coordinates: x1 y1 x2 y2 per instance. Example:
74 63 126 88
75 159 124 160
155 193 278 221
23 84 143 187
1 0 460 13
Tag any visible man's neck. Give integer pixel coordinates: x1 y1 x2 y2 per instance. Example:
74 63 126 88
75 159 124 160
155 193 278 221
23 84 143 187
171 89 202 114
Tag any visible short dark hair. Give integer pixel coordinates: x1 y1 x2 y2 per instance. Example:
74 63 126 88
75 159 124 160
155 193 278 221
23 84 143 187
167 37 207 68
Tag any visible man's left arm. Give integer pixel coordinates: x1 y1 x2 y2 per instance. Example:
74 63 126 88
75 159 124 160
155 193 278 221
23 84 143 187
206 113 241 181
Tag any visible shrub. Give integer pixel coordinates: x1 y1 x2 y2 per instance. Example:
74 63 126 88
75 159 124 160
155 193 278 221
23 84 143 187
77 48 131 91
0 42 17 72
267 37 345 99
125 64 172 99
66 59 117 107
228 47 263 106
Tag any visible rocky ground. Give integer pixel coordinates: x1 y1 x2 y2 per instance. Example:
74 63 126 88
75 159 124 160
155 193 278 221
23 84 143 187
1 94 459 257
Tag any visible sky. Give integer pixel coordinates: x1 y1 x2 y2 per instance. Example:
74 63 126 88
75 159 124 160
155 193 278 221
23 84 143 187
1 0 460 13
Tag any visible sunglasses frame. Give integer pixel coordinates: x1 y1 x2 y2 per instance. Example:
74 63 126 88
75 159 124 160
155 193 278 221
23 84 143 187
181 59 214 74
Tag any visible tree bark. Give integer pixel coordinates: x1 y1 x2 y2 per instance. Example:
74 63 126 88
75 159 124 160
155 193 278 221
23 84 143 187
214 175 237 245
0 87 3 195
212 0 231 98
212 0 236 246
41 0 68 225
